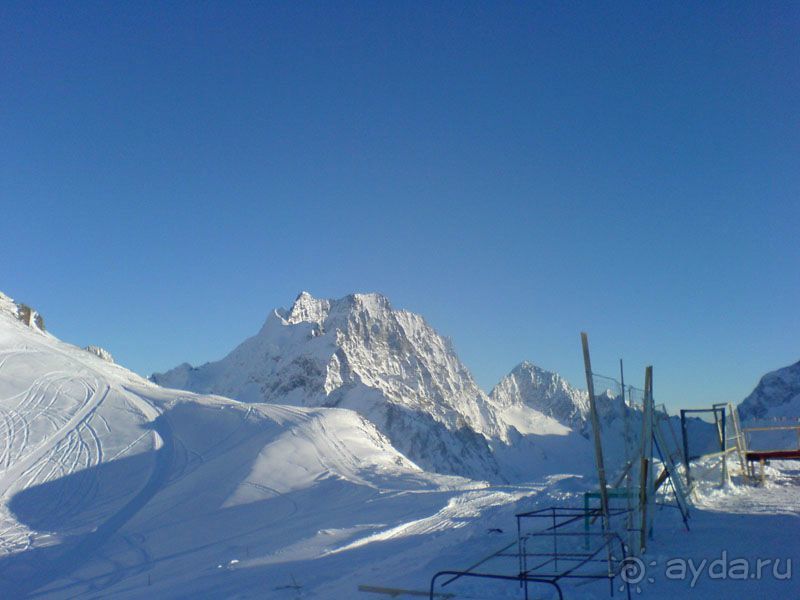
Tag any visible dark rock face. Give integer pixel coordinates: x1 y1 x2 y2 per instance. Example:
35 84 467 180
738 361 800 421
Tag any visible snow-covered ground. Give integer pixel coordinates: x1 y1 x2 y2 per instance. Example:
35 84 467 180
0 293 797 598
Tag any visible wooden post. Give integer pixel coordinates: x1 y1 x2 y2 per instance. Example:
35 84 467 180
581 333 616 581
720 409 728 487
680 410 692 490
639 458 649 552
639 366 654 551
654 467 669 491
645 367 655 541
581 333 610 534
727 402 748 483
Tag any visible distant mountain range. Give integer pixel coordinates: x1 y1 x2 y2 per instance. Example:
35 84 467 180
0 288 794 597
151 292 636 479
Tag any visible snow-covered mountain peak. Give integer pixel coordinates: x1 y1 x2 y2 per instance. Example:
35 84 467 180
511 360 568 383
283 291 392 327
152 291 502 478
490 361 589 430
152 292 639 480
284 291 330 325
738 360 800 421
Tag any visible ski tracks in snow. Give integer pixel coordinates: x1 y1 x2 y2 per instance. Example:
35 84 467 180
0 384 173 596
0 345 178 595
329 488 533 554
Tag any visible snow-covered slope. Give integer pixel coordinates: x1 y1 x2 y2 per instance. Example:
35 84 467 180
153 292 505 479
0 290 507 598
2 289 796 599
0 292 165 594
738 360 800 421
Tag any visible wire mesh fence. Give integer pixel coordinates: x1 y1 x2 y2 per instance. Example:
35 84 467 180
587 373 646 556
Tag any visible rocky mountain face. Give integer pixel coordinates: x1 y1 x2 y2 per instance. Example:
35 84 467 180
0 292 46 333
738 360 800 421
151 291 642 480
85 345 115 363
490 361 590 432
153 292 503 479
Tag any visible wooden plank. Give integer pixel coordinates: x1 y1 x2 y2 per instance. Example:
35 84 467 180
581 333 610 535
743 426 800 432
745 450 800 461
654 467 669 491
645 365 656 539
581 332 617 580
639 366 653 551
720 407 728 485
727 402 749 483
638 458 649 552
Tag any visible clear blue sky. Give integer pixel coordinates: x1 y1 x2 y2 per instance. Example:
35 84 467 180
2 2 798 410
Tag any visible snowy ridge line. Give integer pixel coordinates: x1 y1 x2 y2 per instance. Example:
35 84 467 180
151 291 601 480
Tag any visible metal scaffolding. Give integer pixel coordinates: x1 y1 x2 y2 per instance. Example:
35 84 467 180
429 506 633 600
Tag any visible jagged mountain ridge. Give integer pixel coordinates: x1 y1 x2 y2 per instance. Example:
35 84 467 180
490 361 590 433
153 292 506 479
738 360 800 421
152 291 662 480
153 291 708 482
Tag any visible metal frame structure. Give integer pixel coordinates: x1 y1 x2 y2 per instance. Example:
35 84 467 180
741 422 800 484
428 334 691 599
651 420 691 529
579 334 690 556
680 406 727 489
582 334 651 556
654 404 688 481
723 403 800 484
429 571 563 600
726 402 750 483
429 506 633 600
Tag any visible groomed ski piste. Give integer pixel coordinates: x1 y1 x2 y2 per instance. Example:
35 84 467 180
0 296 797 598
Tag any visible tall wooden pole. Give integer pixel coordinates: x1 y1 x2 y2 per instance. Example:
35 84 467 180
646 367 655 541
639 365 653 552
581 333 610 533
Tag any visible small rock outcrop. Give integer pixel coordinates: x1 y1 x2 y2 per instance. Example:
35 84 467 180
85 345 115 363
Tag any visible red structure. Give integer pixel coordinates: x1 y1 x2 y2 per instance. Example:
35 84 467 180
746 449 800 461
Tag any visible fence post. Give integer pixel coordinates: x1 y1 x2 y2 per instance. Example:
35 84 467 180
581 333 610 534
639 366 654 551
680 410 691 490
